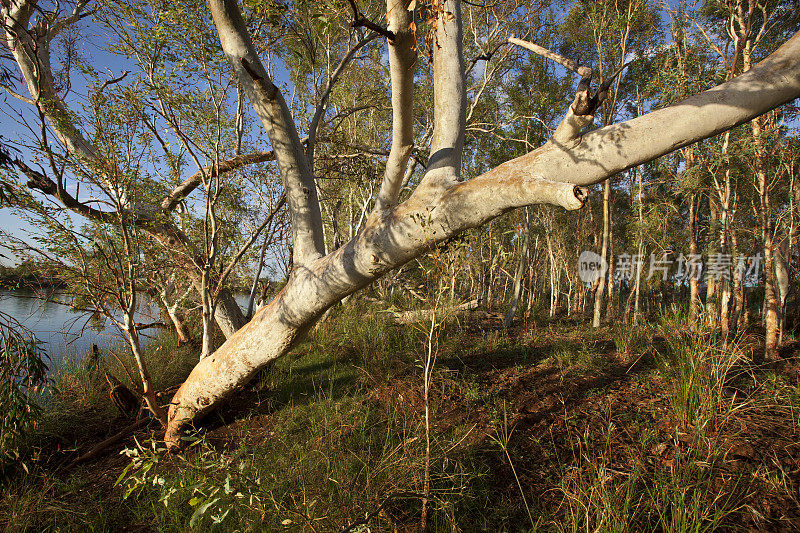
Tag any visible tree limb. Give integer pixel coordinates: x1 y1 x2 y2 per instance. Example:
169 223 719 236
346 0 395 40
307 34 379 161
421 0 466 188
0 84 35 104
374 0 417 211
17 159 115 223
508 36 593 78
208 0 325 266
161 150 281 211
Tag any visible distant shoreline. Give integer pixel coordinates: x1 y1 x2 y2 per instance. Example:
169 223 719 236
0 264 66 291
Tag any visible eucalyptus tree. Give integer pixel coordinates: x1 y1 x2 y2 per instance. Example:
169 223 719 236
3 0 800 445
153 0 800 445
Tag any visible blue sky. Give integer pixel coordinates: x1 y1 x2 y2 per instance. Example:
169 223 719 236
2 1 796 267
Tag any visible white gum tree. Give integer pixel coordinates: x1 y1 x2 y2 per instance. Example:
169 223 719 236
162 0 800 447
3 0 800 447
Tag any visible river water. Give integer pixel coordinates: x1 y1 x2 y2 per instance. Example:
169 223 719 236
0 289 162 367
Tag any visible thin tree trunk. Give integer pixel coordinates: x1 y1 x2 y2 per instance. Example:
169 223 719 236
125 324 166 425
606 201 615 321
731 229 745 331
547 233 557 318
505 208 530 328
775 241 789 345
633 167 644 322
706 198 719 326
688 193 702 318
593 180 611 327
161 295 191 344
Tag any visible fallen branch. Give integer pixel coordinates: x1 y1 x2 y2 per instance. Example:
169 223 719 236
62 416 154 471
392 299 480 324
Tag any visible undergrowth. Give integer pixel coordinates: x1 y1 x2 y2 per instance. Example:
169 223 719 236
1 303 797 531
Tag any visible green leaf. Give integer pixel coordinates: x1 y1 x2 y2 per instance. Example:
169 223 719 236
190 497 220 527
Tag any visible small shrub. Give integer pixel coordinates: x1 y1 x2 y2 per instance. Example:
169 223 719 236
0 315 49 469
117 433 265 529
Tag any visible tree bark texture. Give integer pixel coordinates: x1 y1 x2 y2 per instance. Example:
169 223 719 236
165 16 800 446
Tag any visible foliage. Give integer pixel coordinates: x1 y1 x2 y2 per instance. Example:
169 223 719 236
0 313 48 471
116 433 263 528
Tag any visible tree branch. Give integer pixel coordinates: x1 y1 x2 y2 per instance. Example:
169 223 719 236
217 192 286 292
374 0 417 211
307 34 379 161
161 150 281 211
421 0 466 188
0 84 35 104
97 70 129 95
17 159 116 223
46 3 94 42
208 0 325 266
346 0 395 40
508 36 593 78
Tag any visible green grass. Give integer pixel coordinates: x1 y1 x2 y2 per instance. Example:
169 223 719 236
2 303 797 532
548 406 744 533
656 308 746 433
612 321 653 356
32 333 196 447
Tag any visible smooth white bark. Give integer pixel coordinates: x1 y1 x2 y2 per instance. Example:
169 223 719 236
152 0 800 445
208 0 325 266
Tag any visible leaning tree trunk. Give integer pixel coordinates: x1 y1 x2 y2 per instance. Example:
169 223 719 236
164 3 800 447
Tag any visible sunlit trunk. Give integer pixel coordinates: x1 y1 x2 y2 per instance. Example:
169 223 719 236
592 180 610 327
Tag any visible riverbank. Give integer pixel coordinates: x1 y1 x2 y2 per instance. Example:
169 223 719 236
0 264 65 292
2 302 799 531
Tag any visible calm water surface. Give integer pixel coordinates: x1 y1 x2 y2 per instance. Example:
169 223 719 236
0 289 161 366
